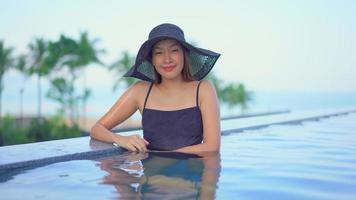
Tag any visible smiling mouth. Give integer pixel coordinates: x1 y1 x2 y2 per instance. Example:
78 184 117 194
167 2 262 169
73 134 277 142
162 65 176 72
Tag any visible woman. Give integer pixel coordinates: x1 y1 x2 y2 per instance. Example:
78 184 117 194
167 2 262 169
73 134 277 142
91 23 221 153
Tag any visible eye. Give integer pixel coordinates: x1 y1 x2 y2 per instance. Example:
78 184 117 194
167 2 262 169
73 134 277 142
154 51 162 55
172 48 179 52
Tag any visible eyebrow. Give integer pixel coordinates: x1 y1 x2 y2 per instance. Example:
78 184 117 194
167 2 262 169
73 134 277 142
153 42 180 51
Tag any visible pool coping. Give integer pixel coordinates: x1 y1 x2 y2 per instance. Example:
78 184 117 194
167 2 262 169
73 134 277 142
221 108 356 135
1 107 355 170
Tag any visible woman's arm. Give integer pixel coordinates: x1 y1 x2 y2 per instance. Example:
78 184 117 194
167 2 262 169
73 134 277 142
175 80 221 153
91 81 149 152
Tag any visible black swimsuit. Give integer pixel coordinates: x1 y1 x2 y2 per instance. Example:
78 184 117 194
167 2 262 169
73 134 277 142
142 82 204 151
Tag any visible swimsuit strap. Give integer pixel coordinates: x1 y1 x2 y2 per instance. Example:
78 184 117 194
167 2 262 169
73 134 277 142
196 81 203 107
143 82 154 109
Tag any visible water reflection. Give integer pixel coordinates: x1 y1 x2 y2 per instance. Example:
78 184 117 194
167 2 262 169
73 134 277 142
97 151 221 199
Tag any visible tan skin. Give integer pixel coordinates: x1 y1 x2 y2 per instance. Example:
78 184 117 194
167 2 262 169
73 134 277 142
90 39 220 153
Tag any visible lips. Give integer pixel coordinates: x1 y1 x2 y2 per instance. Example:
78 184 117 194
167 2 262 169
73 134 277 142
162 65 176 72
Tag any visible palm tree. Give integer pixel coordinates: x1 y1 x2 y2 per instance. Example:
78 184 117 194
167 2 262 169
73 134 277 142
76 32 104 127
0 40 14 119
28 38 49 120
206 72 253 112
235 84 253 110
77 32 103 66
110 50 136 90
46 33 103 125
14 54 30 125
46 77 73 115
221 83 253 111
72 32 103 125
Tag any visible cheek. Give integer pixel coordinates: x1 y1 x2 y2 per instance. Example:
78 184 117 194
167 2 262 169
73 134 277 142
151 56 159 66
176 52 185 65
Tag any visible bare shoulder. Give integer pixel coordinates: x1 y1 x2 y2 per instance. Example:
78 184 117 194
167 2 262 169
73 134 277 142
198 80 218 105
130 80 151 94
128 80 152 106
199 80 217 96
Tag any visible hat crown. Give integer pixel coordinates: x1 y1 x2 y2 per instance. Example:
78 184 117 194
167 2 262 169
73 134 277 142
124 23 220 82
148 23 186 42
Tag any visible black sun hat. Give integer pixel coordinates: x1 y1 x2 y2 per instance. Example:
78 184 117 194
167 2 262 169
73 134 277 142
124 23 220 82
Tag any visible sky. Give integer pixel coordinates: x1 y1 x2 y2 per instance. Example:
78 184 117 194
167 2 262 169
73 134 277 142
1 0 356 116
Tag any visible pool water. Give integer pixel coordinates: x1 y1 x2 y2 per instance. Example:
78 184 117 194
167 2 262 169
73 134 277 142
1 113 356 199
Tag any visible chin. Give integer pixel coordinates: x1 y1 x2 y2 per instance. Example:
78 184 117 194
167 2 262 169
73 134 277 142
159 71 182 79
163 75 181 80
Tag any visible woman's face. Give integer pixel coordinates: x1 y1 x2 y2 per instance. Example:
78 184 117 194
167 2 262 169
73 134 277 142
151 39 185 81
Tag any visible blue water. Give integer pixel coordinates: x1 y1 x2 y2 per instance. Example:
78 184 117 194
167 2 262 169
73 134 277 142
1 113 356 199
249 91 356 112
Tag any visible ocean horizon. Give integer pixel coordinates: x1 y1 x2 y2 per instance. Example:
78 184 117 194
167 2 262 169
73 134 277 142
3 86 356 119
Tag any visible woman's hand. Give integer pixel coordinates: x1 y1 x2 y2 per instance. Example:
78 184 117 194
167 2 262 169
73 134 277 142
114 134 149 152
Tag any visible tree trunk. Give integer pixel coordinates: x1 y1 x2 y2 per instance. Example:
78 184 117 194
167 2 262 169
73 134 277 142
69 75 75 126
37 74 42 138
20 87 24 127
82 98 86 131
82 74 87 131
0 77 3 146
37 74 42 119
0 76 3 120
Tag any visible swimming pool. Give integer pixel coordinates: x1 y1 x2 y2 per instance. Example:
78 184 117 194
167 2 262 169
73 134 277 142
1 111 356 199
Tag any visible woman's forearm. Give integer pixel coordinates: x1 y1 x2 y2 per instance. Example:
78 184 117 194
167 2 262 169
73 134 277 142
91 123 149 152
90 122 120 144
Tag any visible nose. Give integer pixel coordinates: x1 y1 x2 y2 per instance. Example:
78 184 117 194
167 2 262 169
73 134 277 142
163 51 172 63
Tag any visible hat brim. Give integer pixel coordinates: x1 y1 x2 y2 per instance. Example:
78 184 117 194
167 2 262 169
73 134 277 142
124 36 220 82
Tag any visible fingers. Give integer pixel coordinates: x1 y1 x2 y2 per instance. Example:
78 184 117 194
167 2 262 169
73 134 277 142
137 135 149 150
128 135 148 153
143 138 150 145
132 139 147 152
126 143 138 152
115 134 149 153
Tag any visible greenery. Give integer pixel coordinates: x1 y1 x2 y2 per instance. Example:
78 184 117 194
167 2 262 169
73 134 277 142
0 33 102 146
13 54 29 121
0 115 81 146
27 38 48 119
44 33 103 124
110 50 136 90
0 41 14 119
0 32 253 146
206 73 253 110
0 115 30 145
